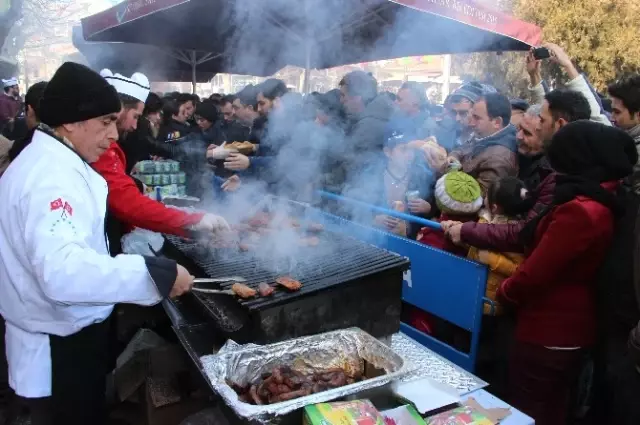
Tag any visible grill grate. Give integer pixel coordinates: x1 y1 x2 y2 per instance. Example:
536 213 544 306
165 231 409 312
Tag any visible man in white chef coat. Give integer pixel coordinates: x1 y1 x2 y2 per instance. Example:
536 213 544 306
0 62 202 425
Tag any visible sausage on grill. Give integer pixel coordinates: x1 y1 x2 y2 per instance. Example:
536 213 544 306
275 276 302 291
258 283 275 297
231 283 257 298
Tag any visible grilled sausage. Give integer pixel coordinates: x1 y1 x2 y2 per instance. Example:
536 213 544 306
266 380 280 395
298 236 320 247
257 377 273 398
249 385 263 405
272 367 284 384
274 388 311 402
275 276 302 291
258 283 275 297
327 372 347 388
231 283 257 299
226 379 249 394
238 243 255 252
312 382 329 393
307 223 324 233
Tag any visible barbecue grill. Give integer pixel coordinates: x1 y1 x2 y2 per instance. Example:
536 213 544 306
163 201 409 344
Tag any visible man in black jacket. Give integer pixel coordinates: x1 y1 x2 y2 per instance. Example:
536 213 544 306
338 71 393 194
515 104 553 191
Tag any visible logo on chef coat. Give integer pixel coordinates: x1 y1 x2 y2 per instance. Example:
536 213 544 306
50 198 73 218
49 198 77 236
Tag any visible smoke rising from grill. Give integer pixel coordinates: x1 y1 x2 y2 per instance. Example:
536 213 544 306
77 0 510 264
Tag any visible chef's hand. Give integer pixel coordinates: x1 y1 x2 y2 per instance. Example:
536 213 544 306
193 213 231 233
374 215 400 230
408 199 431 214
225 153 250 171
221 175 241 192
170 264 194 298
445 223 463 245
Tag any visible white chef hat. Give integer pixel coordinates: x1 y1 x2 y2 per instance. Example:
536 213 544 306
2 77 18 88
100 69 150 103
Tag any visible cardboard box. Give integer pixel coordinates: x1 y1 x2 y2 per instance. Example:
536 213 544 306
425 397 510 425
304 400 386 425
382 405 428 425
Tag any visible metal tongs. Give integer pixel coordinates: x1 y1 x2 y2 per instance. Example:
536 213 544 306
191 276 247 295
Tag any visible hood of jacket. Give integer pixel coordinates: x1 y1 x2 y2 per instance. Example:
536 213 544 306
627 124 640 143
350 94 393 127
470 124 518 158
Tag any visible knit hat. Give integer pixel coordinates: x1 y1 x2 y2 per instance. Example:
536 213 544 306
448 82 484 104
39 62 121 128
435 171 483 215
548 120 638 181
100 69 150 103
195 100 218 123
510 98 530 112
2 77 17 88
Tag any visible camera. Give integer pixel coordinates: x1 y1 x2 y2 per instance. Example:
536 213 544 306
532 47 550 60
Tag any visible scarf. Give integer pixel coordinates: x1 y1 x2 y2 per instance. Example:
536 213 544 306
520 121 637 246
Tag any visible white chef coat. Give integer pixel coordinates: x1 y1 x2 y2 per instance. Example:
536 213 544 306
0 129 165 398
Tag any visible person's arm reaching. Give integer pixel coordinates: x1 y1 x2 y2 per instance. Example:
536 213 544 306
93 145 204 236
544 43 611 126
526 49 546 105
498 202 607 306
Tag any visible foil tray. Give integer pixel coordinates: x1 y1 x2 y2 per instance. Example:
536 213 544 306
391 333 487 394
200 328 414 422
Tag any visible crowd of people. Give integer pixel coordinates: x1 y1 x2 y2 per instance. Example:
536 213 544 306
0 41 637 424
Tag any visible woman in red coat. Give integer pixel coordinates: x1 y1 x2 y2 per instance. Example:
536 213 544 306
497 121 638 425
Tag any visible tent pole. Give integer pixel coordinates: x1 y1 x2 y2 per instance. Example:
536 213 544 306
302 44 311 94
442 54 452 101
191 50 197 94
302 0 312 94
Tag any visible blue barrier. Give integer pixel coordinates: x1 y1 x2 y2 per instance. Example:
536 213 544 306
315 191 488 372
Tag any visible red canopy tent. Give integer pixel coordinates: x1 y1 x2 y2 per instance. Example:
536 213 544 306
81 0 542 92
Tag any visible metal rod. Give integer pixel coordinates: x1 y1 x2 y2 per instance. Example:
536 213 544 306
191 50 197 94
302 0 312 93
191 287 235 295
317 191 443 231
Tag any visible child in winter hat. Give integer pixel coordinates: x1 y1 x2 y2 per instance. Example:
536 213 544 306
434 171 483 216
417 170 483 256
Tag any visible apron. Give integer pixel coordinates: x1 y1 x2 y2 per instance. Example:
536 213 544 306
31 318 112 425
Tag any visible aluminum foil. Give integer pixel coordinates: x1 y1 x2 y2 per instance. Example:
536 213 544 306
200 328 414 422
390 333 487 394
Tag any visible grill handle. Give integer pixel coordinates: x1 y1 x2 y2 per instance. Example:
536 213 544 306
318 191 443 231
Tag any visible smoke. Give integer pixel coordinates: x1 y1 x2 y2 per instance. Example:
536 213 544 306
203 0 504 234
78 0 512 257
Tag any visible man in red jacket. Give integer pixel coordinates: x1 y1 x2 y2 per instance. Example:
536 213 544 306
93 69 227 255
0 77 20 132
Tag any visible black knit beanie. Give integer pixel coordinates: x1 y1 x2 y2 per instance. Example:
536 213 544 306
547 120 638 181
195 100 219 123
40 62 122 127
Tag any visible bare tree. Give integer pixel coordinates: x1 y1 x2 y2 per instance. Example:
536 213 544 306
0 0 23 57
3 0 75 59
